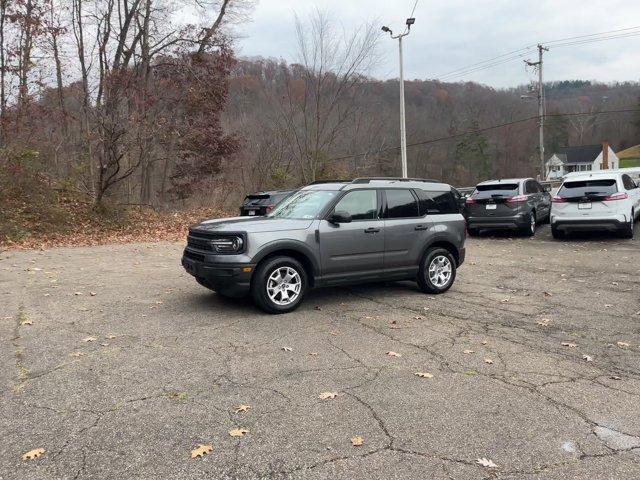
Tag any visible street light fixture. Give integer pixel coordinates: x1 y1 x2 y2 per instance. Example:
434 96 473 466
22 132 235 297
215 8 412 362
382 18 415 178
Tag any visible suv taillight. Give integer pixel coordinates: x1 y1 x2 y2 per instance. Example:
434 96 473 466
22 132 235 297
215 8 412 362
265 204 275 212
465 197 477 204
603 192 628 201
552 195 567 203
506 194 528 203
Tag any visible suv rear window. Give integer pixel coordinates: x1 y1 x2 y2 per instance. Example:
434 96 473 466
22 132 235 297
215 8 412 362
472 183 519 199
385 189 419 218
558 179 617 198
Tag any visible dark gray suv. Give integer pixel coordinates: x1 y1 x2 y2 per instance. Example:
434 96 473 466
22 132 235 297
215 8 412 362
182 178 467 313
466 178 551 236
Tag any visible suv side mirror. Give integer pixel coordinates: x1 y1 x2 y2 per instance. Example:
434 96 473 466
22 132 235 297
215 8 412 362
328 210 352 224
543 185 552 192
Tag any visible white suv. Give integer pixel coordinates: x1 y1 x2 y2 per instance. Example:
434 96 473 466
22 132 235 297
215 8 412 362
551 172 640 239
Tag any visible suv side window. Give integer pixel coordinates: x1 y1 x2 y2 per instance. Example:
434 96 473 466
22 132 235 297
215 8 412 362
524 180 538 194
385 189 419 218
415 189 458 215
622 174 637 190
333 190 377 220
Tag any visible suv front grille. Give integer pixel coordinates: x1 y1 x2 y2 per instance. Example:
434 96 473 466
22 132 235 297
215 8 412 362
187 234 214 251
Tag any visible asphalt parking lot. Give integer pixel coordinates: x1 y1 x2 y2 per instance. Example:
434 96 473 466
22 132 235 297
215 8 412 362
2 225 640 479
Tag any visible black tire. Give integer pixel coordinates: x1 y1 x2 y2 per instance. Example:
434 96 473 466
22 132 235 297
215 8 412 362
417 247 457 294
520 211 536 237
619 212 634 239
251 256 307 314
467 227 480 237
551 225 565 240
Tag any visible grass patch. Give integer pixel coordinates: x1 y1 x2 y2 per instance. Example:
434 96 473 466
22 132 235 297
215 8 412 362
620 157 640 168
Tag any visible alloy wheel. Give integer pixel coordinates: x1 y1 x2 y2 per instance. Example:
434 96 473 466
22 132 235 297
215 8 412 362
428 255 452 288
266 266 302 306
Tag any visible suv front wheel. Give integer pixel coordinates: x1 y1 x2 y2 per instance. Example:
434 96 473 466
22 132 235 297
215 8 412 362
251 256 307 314
417 247 457 294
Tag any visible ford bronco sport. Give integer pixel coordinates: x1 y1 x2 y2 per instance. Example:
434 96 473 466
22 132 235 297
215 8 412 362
182 178 466 313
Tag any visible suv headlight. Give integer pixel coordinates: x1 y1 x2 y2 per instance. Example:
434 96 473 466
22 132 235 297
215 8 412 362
209 236 244 253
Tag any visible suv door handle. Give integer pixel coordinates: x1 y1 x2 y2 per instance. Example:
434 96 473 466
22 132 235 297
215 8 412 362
415 225 428 231
364 227 380 234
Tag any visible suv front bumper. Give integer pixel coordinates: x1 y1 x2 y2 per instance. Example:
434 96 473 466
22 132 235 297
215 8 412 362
182 249 255 297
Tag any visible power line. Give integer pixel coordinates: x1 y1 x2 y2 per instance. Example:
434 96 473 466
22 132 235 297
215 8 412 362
435 25 640 81
325 109 640 163
409 0 419 18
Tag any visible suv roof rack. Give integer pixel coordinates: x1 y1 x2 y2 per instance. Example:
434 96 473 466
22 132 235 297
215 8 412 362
351 177 442 184
309 179 351 185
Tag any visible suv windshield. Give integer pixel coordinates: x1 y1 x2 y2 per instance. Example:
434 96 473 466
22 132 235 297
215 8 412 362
267 190 338 219
558 179 618 198
472 183 519 199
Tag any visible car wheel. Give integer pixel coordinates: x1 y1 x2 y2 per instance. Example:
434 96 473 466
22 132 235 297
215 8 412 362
417 247 457 294
521 212 536 237
251 256 307 314
620 212 634 239
551 225 565 240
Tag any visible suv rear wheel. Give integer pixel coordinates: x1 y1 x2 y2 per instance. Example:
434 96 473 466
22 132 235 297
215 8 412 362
551 225 565 240
620 212 634 239
417 247 457 294
251 256 307 314
520 211 536 237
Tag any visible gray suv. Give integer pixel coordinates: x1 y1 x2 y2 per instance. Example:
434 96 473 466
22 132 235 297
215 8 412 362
182 178 467 313
466 178 551 236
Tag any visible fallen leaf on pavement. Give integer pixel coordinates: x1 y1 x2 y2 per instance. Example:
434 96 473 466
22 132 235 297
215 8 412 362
22 448 45 460
74 292 83 296
190 444 213 459
351 436 364 446
386 351 401 357
582 354 593 362
329 330 339 336
314 306 322 311
69 352 85 357
90 292 97 296
413 316 423 320
543 291 553 297
604 304 613 308
281 347 292 352
83 336 97 342
481 340 488 345
616 342 630 349
610 376 622 380
476 457 498 468
484 358 494 364
309 352 318 356
20 319 33 326
561 342 577 348
234 404 251 413
537 318 552 327
318 391 339 399
105 334 117 339
414 372 434 378
229 428 249 437
463 349 475 354
500 298 509 303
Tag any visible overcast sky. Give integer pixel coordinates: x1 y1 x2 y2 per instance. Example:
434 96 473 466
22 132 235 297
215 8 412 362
235 0 640 89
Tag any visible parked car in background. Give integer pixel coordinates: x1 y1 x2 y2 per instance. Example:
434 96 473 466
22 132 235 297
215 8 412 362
183 178 466 314
240 190 295 216
465 178 551 236
551 172 640 239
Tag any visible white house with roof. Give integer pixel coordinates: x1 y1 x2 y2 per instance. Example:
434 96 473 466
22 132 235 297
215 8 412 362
545 143 619 181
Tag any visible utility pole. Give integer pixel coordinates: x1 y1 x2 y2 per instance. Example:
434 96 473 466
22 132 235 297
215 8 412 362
525 44 548 180
382 17 415 178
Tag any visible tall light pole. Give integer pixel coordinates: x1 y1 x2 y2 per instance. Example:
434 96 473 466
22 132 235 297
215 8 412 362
382 17 415 178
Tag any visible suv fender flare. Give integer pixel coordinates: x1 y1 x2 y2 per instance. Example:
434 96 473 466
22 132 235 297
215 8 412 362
419 235 461 266
251 240 320 276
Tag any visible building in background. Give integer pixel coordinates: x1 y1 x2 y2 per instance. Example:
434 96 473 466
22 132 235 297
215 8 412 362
545 143 619 180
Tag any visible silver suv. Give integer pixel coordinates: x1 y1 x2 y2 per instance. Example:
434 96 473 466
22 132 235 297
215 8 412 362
182 178 467 313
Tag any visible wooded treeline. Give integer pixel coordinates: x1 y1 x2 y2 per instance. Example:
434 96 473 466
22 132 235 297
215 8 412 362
1 3 639 215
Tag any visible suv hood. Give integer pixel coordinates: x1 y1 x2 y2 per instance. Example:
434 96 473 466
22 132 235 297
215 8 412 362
192 216 314 234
